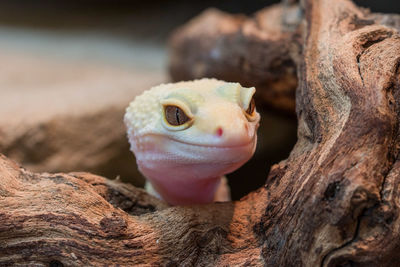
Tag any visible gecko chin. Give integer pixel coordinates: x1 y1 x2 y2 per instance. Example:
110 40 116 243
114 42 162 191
132 134 257 181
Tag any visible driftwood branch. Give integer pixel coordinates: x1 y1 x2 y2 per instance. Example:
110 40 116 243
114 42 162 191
2 0 400 266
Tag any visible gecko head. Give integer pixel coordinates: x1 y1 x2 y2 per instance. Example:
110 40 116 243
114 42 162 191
160 80 259 147
124 78 260 204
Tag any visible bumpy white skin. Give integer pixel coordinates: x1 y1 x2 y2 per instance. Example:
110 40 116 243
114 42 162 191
124 78 260 205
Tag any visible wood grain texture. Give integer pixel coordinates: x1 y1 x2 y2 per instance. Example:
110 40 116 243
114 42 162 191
2 0 400 266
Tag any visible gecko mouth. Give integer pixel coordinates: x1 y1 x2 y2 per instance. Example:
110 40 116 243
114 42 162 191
144 133 257 150
171 137 255 149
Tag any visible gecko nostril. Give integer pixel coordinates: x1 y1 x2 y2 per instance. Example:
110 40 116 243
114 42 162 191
216 127 223 137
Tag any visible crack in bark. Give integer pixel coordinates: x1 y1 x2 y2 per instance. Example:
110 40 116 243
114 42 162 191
356 33 392 87
320 207 364 267
356 30 393 86
322 154 400 266
356 54 364 86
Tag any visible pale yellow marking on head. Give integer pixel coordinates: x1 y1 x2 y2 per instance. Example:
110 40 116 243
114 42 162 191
240 86 256 111
214 83 241 103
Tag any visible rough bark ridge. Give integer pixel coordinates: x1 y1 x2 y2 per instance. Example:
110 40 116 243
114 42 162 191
1 0 400 266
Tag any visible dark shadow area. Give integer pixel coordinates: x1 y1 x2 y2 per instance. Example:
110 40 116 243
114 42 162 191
354 0 400 13
0 0 279 44
228 107 297 200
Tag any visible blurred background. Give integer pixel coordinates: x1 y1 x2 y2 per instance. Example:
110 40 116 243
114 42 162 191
0 0 398 200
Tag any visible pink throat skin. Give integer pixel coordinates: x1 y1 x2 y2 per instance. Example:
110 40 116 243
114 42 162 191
148 175 221 206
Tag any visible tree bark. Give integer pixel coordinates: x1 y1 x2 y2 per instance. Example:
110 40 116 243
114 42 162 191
1 0 400 266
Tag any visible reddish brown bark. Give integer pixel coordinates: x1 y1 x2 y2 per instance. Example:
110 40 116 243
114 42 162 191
1 0 400 266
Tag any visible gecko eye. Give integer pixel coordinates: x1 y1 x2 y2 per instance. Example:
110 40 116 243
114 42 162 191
246 97 255 115
164 105 190 126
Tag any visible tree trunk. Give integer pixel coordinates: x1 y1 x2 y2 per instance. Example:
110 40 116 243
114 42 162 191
1 0 400 266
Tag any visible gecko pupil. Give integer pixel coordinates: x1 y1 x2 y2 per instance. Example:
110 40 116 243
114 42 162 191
165 105 189 126
176 108 180 124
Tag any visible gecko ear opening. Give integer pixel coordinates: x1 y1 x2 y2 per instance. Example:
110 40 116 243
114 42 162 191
240 86 257 121
246 97 256 116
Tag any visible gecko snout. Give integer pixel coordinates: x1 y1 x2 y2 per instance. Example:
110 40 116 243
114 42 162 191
215 124 249 137
213 120 254 147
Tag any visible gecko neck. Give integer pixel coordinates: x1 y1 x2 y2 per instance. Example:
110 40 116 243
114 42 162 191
146 174 221 206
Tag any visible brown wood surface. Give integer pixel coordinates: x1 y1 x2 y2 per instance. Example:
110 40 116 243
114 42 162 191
1 0 400 266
